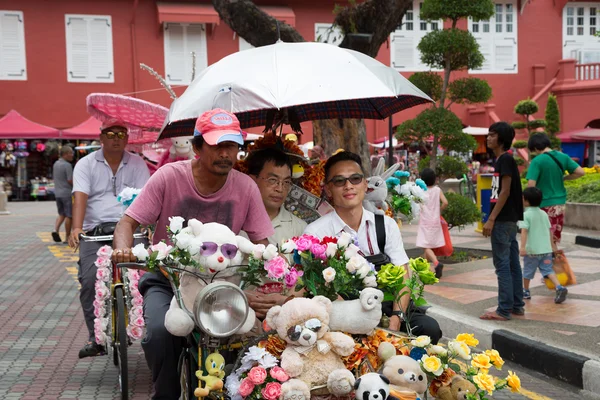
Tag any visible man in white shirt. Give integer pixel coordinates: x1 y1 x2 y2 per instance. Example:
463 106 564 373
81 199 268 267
69 123 150 358
244 148 307 316
305 151 442 343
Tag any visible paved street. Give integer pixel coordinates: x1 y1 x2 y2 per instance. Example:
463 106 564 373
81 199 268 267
0 201 593 399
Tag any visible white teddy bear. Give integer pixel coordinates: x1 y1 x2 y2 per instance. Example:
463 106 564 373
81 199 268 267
164 220 258 337
169 136 195 160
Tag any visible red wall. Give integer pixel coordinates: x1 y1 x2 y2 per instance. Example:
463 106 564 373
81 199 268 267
0 0 595 142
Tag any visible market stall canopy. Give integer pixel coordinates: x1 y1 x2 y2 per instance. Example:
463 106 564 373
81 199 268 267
60 116 102 139
557 128 600 143
0 110 60 139
462 126 489 135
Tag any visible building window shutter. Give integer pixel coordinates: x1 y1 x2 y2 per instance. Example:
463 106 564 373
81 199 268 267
65 14 114 83
164 23 206 85
494 38 517 71
0 10 27 80
185 23 207 78
391 34 415 71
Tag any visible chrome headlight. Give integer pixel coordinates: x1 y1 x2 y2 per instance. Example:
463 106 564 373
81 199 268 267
192 282 249 337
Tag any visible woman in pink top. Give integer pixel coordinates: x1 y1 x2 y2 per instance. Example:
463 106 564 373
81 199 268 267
416 168 448 279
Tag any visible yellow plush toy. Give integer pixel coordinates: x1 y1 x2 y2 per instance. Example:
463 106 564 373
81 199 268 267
292 164 304 179
194 352 225 398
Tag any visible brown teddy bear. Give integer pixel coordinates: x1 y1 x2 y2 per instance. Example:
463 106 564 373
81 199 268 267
436 375 478 400
265 296 357 400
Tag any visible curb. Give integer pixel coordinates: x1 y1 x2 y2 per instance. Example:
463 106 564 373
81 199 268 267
575 235 600 249
428 304 600 396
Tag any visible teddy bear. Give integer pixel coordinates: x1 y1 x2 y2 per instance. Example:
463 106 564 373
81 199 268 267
435 376 477 400
378 343 427 400
164 220 258 337
265 296 357 400
194 352 225 397
329 288 384 335
169 136 195 160
354 373 390 400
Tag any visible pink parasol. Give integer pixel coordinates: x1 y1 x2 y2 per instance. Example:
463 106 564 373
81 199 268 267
86 93 169 141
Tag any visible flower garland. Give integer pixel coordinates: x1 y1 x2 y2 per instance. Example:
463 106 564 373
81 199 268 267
125 269 144 340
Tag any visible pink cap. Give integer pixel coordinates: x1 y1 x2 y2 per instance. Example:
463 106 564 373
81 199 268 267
194 109 244 146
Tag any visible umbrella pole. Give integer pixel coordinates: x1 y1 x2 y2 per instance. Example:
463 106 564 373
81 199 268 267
388 117 394 167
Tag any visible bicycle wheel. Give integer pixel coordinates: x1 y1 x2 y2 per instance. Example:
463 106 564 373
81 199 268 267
114 286 129 400
178 347 195 400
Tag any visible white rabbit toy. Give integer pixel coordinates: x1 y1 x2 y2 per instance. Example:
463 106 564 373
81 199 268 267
363 158 401 215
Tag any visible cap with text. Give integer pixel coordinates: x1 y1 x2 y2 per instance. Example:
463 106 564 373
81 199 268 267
193 109 245 146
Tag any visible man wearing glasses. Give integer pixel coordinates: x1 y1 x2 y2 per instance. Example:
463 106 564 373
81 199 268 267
69 122 150 358
305 151 442 343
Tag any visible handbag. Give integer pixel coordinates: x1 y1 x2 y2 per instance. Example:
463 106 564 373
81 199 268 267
88 222 118 236
364 214 391 268
432 217 453 257
545 250 577 289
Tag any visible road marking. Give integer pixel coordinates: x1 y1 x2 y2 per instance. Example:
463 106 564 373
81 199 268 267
38 232 79 284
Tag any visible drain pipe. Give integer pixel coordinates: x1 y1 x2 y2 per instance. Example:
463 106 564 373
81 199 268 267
130 0 140 97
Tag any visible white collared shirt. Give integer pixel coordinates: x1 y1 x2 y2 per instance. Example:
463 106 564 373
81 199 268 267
304 207 409 266
270 206 307 247
73 149 150 231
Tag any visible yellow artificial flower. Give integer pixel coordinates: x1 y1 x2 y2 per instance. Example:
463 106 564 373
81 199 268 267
448 340 471 360
421 355 444 376
411 335 431 348
507 371 521 393
485 349 504 369
377 263 406 286
456 333 479 347
471 354 492 372
428 345 448 357
473 371 495 395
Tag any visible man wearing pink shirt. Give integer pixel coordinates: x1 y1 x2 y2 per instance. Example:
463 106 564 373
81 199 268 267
112 109 273 400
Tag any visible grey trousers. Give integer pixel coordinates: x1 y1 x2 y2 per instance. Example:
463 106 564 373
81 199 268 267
139 272 185 400
77 239 105 342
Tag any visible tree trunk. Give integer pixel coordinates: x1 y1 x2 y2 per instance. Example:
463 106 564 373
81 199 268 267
313 119 372 175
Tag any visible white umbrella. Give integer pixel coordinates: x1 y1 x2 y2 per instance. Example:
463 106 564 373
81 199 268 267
160 41 432 139
463 126 489 136
370 137 400 148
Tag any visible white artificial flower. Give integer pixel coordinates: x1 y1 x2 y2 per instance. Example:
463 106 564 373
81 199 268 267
400 184 412 197
449 340 471 360
346 255 362 273
225 374 242 397
168 216 185 233
325 242 338 258
428 345 448 357
356 263 371 279
344 243 361 260
322 267 336 283
150 242 173 261
131 243 149 261
411 335 431 348
187 218 204 236
263 244 278 261
258 353 278 369
394 184 403 195
187 237 203 256
337 231 352 247
281 239 296 254
252 244 266 259
174 232 193 251
363 275 377 287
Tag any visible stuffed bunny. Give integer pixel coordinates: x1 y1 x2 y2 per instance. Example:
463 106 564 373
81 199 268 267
364 158 401 215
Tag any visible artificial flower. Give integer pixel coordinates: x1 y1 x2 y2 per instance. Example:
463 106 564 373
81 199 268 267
473 371 495 395
428 345 448 357
269 367 289 382
242 346 267 364
325 242 338 258
281 239 296 253
377 263 406 286
238 378 255 397
96 267 110 282
284 267 302 288
421 355 444 376
247 366 267 385
258 352 278 369
225 374 241 398
471 353 493 372
411 335 431 348
131 243 149 261
130 315 145 328
448 340 471 360
252 244 266 259
356 262 371 279
126 325 144 340
485 349 504 369
168 216 185 233
150 242 173 261
294 236 313 252
344 243 361 259
363 275 377 287
261 382 282 400
322 267 336 283
337 231 352 247
310 243 328 260
263 244 278 261
507 371 521 393
95 256 111 268
97 245 113 258
456 333 479 347
264 256 289 280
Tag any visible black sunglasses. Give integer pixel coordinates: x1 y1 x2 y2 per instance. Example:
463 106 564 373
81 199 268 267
102 131 128 140
327 173 364 187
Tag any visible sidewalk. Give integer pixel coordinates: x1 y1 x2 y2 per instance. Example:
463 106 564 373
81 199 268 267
399 221 600 396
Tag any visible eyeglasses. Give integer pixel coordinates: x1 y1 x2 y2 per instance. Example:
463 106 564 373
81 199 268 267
287 318 322 341
102 131 128 140
327 173 364 187
198 242 239 259
259 176 293 190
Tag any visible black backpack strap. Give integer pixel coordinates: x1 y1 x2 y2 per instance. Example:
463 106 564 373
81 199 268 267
374 214 386 253
543 152 565 174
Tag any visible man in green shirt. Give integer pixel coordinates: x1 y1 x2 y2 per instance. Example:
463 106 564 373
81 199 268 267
526 134 584 252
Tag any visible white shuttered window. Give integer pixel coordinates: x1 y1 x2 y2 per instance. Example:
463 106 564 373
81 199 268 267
469 2 518 73
164 23 207 85
65 14 114 83
562 3 600 63
0 10 27 81
390 1 442 72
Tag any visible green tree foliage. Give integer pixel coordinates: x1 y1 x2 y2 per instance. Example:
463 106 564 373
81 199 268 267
448 78 493 105
418 29 484 72
409 72 443 101
420 0 495 23
442 192 482 229
418 155 469 179
514 99 539 117
545 93 560 134
513 98 542 136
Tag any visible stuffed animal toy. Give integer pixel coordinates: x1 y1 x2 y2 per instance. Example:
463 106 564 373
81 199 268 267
378 343 427 400
329 288 384 334
266 296 357 400
164 220 258 337
435 376 477 400
292 163 305 179
194 352 226 397
169 136 195 160
364 158 401 215
355 373 390 400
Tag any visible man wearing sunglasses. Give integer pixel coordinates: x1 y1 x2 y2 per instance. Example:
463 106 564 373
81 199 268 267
304 151 442 344
69 122 150 358
111 109 274 400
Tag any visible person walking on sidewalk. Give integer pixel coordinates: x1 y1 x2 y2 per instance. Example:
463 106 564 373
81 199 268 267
416 168 448 279
526 133 585 253
52 145 74 243
480 122 525 321
68 123 150 358
519 187 568 304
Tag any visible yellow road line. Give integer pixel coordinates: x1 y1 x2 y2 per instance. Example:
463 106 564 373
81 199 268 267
38 232 79 285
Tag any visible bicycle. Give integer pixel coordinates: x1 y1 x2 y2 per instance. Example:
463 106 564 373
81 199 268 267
458 173 476 202
80 232 148 400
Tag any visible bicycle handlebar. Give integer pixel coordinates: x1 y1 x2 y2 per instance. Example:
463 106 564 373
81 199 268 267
79 233 148 242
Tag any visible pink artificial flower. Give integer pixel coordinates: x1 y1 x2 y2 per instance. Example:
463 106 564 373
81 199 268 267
269 367 289 382
150 242 173 261
130 287 140 298
238 378 255 397
284 267 302 288
95 330 107 344
132 296 144 307
95 285 110 300
131 315 145 328
94 305 106 318
310 243 328 260
130 306 144 318
97 245 113 258
265 256 289 280
261 382 282 400
95 256 111 268
93 298 104 309
247 366 267 385
127 325 144 340
96 267 111 282
294 236 313 252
